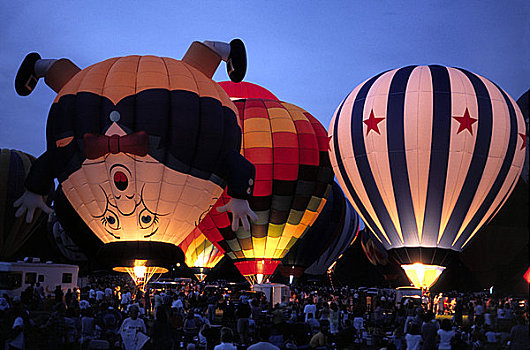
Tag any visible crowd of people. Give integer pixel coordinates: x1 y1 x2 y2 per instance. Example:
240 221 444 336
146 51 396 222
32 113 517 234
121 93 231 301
0 275 528 349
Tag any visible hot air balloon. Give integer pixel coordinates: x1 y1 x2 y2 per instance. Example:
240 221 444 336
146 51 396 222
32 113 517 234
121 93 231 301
0 149 48 259
179 227 225 282
303 198 360 277
277 181 359 284
516 90 528 183
13 40 256 288
199 98 334 284
218 81 279 101
329 65 526 289
47 212 88 262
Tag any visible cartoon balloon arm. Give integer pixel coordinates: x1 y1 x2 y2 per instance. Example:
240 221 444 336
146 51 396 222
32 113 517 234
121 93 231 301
217 150 258 232
14 151 54 223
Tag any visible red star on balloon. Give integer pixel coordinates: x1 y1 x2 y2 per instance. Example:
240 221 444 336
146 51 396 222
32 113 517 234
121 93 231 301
519 131 527 150
363 109 385 135
453 108 478 135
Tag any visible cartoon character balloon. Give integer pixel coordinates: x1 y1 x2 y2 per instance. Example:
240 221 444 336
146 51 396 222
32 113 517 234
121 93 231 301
329 65 526 289
14 40 256 286
199 97 334 284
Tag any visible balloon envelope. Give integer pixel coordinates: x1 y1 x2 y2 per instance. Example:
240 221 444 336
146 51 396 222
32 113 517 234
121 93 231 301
279 181 359 278
179 227 224 270
199 98 334 283
0 149 44 259
31 55 250 271
304 199 360 276
329 65 526 286
218 81 279 101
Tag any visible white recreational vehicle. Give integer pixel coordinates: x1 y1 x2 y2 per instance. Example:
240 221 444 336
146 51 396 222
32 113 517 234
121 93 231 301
0 258 79 298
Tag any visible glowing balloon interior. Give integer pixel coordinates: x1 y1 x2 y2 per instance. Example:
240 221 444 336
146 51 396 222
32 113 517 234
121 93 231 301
401 263 445 289
179 227 224 282
114 259 168 289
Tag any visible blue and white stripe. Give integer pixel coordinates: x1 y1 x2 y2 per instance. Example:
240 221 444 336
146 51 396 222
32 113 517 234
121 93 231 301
329 65 525 254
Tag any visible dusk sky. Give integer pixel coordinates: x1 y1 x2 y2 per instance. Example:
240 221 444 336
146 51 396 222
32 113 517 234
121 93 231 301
1 1 528 156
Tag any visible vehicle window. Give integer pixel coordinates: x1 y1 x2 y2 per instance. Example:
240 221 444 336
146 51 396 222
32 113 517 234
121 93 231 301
0 271 23 290
25 272 37 285
62 273 72 284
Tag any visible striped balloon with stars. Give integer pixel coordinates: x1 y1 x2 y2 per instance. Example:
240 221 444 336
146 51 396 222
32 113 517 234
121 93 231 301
329 65 526 266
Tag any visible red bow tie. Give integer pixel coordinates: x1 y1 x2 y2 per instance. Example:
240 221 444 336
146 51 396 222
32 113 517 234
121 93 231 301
83 131 149 159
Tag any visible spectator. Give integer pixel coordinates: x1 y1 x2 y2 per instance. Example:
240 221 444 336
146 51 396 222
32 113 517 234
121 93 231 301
309 325 329 348
421 310 439 350
329 302 340 335
214 327 237 350
405 323 422 350
80 308 97 349
248 326 280 350
119 305 147 350
306 313 320 333
150 307 174 350
437 319 455 350
236 299 251 345
508 316 530 350
6 310 25 350
304 299 317 322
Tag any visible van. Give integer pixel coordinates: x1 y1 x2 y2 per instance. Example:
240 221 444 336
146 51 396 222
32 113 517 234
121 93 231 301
395 286 422 306
0 259 79 298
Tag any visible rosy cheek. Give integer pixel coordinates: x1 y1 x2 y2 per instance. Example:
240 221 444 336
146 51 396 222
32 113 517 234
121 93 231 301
114 171 128 191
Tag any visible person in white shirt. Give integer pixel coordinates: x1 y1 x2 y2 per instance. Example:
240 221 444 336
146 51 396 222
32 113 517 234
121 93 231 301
7 315 24 350
437 319 455 350
213 327 237 350
304 299 317 322
405 323 422 350
121 290 132 310
120 305 148 350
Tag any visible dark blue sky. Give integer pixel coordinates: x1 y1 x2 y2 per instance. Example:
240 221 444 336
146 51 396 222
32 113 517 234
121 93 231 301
1 1 528 156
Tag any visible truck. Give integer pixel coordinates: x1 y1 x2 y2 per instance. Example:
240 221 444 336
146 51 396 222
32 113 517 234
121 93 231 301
252 283 290 306
0 259 79 298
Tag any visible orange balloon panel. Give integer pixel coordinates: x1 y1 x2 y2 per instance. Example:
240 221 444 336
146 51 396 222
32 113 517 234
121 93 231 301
179 227 224 269
329 65 526 265
199 98 334 279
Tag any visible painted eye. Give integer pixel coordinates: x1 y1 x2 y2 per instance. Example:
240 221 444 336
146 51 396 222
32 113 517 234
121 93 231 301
138 208 157 229
113 171 128 191
102 210 120 230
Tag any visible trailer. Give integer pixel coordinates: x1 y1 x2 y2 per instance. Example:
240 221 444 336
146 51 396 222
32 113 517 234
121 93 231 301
0 259 79 298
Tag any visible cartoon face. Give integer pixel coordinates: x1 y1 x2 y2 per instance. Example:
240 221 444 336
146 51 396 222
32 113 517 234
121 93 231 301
61 123 224 245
